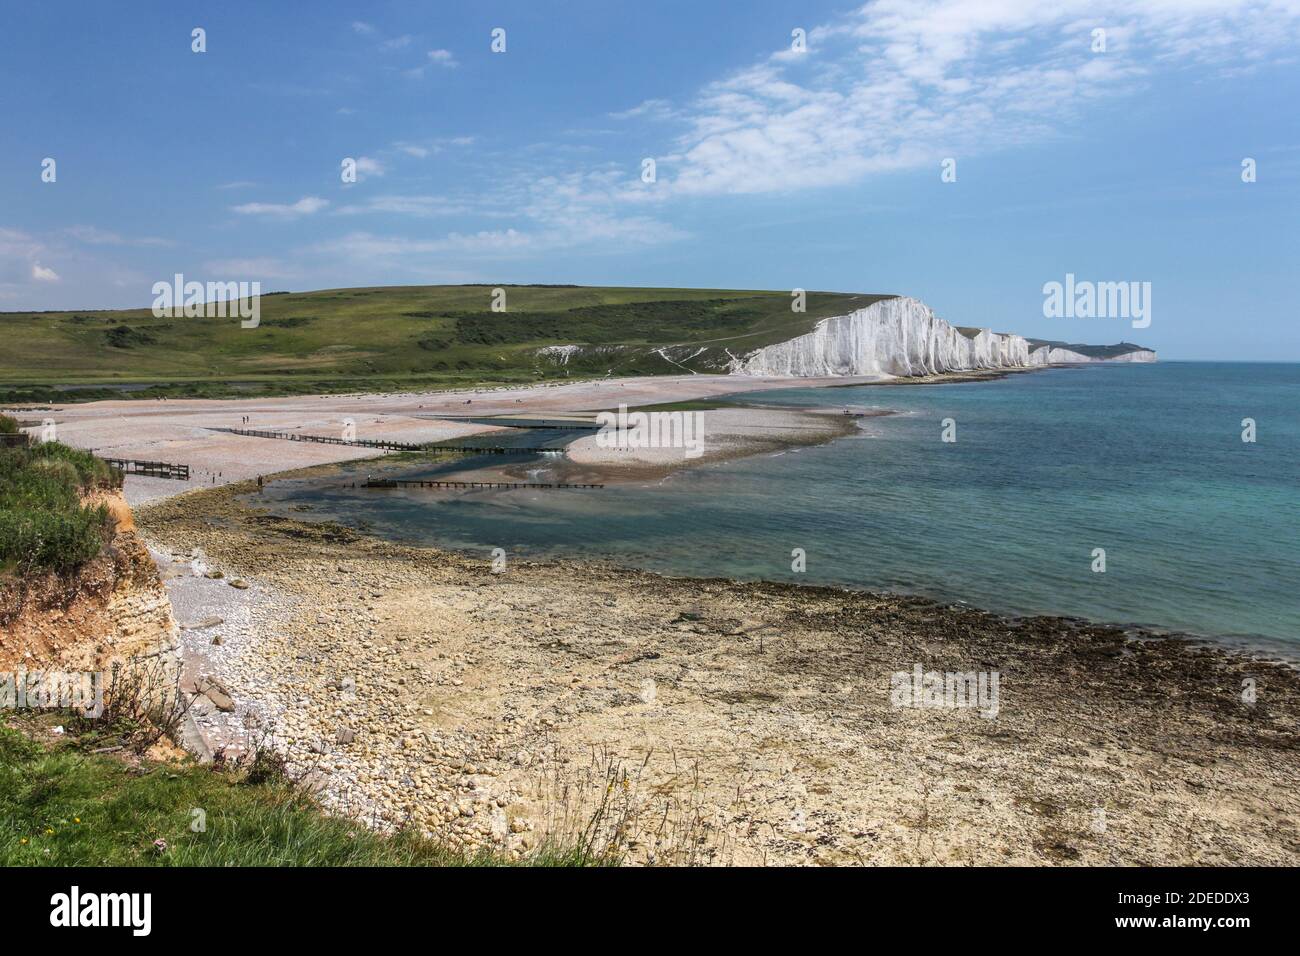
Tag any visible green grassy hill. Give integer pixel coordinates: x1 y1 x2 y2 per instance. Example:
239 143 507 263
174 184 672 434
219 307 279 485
0 285 891 402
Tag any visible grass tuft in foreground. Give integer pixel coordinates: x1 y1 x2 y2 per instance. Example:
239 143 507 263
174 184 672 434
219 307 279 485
0 722 603 867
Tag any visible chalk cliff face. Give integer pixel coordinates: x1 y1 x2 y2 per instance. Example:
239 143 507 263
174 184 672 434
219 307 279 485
1105 349 1157 363
1028 346 1158 364
733 297 1022 377
733 296 1153 377
1029 346 1089 364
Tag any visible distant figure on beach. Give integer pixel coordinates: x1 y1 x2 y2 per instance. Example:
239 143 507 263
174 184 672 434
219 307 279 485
257 475 263 491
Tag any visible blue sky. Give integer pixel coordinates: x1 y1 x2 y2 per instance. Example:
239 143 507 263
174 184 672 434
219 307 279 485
2 0 1298 360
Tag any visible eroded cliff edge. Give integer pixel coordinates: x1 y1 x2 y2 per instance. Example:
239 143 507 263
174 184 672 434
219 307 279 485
0 490 180 678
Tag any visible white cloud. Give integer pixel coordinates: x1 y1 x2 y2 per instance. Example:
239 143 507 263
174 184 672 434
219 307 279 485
403 48 459 78
609 98 676 121
231 196 330 218
392 136 473 158
64 225 171 247
354 156 386 180
651 0 1300 197
335 0 1289 264
307 207 686 269
334 195 475 217
42 0 1281 288
0 229 60 287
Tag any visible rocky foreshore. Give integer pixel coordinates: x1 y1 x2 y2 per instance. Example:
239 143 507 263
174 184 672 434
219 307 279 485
137 481 1300 866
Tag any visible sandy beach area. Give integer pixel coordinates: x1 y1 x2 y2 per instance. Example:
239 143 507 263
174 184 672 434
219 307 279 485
4 373 886 505
134 478 1300 866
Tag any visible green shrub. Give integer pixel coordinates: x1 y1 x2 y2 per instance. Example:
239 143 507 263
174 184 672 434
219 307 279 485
0 443 119 574
0 415 18 435
104 325 157 349
27 441 121 490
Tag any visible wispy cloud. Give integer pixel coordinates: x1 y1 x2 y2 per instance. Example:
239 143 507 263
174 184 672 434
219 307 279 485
64 225 172 247
231 196 330 218
305 206 686 272
391 136 475 159
1 228 57 289
333 195 477 218
353 156 386 180
402 48 459 78
26 0 1290 300
609 98 677 121
347 0 1294 263
647 0 1300 197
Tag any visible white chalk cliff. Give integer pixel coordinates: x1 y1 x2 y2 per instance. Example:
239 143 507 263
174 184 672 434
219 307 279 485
1102 349 1157 363
732 296 1154 377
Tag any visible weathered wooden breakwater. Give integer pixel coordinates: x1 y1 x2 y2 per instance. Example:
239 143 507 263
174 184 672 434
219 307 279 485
357 478 603 490
102 458 191 480
212 427 558 455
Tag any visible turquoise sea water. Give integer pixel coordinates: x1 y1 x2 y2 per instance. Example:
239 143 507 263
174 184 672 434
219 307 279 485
256 363 1300 653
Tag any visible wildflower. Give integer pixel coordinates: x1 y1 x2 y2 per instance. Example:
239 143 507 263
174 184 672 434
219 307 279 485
153 838 168 854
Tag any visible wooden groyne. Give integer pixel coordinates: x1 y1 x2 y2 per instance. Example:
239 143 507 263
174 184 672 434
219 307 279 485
212 427 557 455
358 478 603 490
102 458 191 481
213 427 423 452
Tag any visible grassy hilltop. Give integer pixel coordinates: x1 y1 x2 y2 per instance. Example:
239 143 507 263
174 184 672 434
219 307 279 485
0 285 890 403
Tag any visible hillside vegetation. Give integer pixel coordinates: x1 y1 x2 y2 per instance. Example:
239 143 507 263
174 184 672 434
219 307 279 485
0 285 891 402
0 417 120 575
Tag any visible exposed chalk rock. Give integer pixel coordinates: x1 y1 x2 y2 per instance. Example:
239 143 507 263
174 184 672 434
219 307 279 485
732 296 1153 377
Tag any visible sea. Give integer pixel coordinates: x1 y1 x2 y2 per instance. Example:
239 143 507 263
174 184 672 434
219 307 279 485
252 363 1300 656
